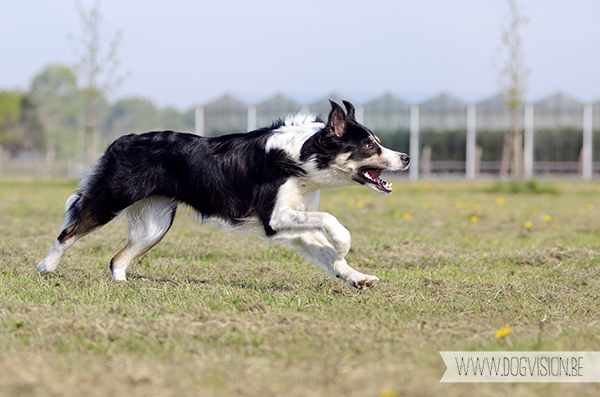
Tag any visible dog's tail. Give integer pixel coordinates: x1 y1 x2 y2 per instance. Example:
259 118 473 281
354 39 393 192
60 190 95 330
57 192 84 242
61 192 83 231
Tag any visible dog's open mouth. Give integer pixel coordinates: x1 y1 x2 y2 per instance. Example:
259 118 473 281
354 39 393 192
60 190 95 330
359 168 392 194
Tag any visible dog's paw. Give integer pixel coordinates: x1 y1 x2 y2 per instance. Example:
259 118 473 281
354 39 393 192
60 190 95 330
112 268 127 282
36 260 52 277
345 274 379 290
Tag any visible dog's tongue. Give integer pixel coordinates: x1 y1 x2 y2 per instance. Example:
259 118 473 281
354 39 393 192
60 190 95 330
367 170 382 180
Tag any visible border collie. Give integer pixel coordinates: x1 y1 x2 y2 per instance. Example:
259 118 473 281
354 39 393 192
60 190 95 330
36 100 409 290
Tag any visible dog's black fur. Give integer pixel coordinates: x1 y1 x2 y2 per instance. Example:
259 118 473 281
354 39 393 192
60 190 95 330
62 128 305 240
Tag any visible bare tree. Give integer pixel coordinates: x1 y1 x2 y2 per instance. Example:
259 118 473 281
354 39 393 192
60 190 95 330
496 0 530 181
71 1 128 164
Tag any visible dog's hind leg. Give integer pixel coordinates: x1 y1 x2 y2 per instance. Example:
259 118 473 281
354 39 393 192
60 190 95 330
110 197 178 281
36 192 106 276
288 231 379 290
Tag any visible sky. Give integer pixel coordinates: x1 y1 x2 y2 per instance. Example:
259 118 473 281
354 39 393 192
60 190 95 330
1 0 599 110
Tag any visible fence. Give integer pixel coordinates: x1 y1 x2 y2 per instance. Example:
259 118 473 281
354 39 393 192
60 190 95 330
1 92 599 180
194 92 600 180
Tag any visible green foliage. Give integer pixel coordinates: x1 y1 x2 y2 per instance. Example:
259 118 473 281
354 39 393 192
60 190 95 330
0 91 45 155
474 130 506 161
104 97 159 139
0 91 21 127
1 63 195 159
486 179 559 194
0 91 22 150
104 97 197 141
28 64 83 157
534 129 582 162
375 129 409 152
420 130 467 161
377 128 592 163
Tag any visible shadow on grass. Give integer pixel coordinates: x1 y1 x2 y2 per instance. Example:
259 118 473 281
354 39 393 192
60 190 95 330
226 281 292 292
127 272 292 292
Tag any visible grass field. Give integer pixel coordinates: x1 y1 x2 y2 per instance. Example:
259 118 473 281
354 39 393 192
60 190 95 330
1 178 600 396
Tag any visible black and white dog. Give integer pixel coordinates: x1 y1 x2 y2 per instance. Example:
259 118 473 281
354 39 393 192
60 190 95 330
37 100 409 290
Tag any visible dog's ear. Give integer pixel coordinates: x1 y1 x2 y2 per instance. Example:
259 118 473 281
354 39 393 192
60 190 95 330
327 100 346 138
342 100 356 122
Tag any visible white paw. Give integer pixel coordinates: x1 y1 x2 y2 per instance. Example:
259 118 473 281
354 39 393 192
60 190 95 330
339 272 379 290
112 268 127 282
35 261 47 277
36 259 54 277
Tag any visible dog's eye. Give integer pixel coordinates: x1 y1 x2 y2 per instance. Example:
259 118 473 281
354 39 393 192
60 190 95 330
364 142 373 149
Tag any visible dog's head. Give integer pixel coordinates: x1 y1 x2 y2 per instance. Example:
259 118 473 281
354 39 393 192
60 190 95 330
302 100 409 194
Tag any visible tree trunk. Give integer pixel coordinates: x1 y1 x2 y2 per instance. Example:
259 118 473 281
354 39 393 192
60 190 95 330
512 128 523 181
510 105 523 181
499 130 513 180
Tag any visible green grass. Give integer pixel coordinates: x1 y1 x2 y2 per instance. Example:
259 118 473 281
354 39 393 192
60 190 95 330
1 178 600 396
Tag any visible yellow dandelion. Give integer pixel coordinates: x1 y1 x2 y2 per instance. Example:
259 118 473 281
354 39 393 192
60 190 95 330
379 389 397 397
473 204 481 212
347 199 355 207
553 224 560 230
393 211 401 218
495 327 511 338
423 201 432 209
524 221 533 228
483 253 489 258
586 204 595 211
496 197 506 206
470 215 479 223
357 200 365 208
402 213 412 220
543 215 552 222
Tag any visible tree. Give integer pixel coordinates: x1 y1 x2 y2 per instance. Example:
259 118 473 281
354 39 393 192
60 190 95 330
0 91 23 155
28 64 82 157
71 0 128 163
104 98 195 141
496 0 530 181
0 91 45 157
104 97 158 140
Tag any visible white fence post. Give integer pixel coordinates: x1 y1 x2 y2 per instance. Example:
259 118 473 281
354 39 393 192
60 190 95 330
523 103 534 180
583 103 593 180
409 105 420 181
466 104 476 180
195 106 204 136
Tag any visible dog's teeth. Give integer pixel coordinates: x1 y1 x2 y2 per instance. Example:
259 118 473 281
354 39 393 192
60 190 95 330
364 172 376 182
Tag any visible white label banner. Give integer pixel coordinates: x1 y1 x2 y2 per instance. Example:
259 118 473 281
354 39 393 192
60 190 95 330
440 352 600 382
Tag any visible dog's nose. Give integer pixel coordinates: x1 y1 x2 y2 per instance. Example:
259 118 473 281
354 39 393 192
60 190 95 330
401 154 410 165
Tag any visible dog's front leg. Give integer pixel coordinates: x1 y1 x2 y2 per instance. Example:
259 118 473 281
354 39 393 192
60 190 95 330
270 208 351 257
288 231 378 290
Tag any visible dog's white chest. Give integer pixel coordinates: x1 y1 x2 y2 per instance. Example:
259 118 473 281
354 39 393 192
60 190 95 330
275 179 320 213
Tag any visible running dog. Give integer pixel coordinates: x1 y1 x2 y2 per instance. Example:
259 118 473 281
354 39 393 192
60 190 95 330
36 100 410 290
